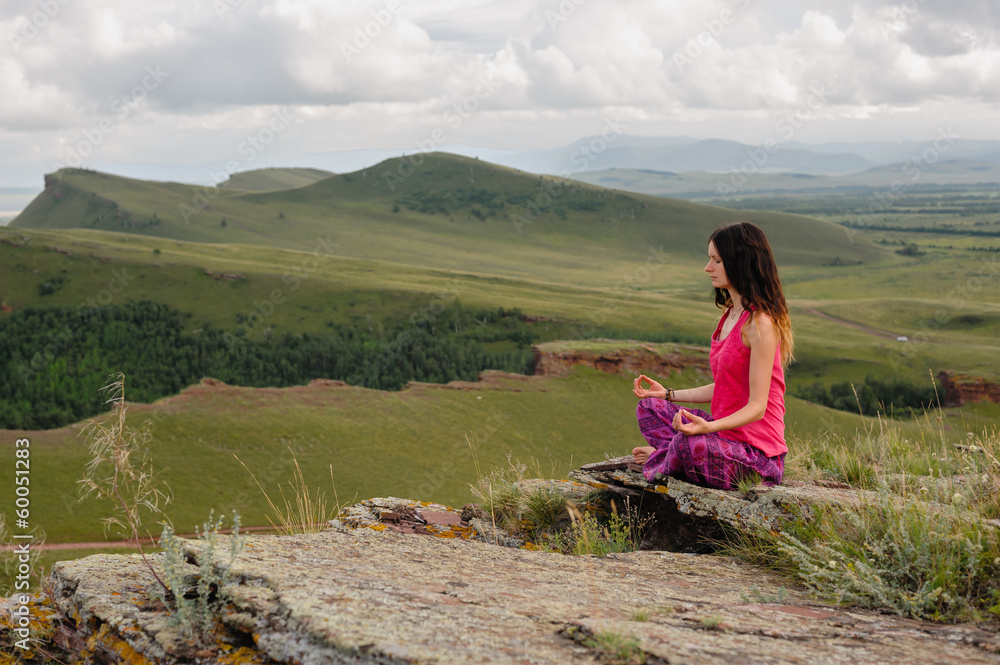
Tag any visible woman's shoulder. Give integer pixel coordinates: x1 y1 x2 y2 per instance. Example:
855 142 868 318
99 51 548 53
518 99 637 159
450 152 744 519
743 309 777 345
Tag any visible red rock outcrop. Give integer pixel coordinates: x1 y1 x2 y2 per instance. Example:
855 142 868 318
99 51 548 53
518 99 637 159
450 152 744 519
533 340 710 378
938 371 1000 406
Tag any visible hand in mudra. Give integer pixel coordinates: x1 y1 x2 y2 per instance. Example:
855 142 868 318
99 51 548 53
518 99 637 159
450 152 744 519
672 409 712 436
633 374 665 399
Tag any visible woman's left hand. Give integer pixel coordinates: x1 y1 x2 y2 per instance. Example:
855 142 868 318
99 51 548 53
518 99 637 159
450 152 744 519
672 409 713 436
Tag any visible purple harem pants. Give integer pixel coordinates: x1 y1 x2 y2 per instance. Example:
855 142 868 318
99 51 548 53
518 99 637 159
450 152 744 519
635 398 784 489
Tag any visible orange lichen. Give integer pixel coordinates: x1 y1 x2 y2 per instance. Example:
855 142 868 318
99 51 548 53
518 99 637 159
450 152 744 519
366 524 388 532
654 485 669 494
215 645 271 664
87 624 155 665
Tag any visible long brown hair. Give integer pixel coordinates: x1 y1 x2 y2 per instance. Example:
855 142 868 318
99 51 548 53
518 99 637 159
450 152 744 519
709 222 794 367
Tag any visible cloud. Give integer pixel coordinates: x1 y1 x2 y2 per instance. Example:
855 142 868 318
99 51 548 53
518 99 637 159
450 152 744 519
1 0 1000 187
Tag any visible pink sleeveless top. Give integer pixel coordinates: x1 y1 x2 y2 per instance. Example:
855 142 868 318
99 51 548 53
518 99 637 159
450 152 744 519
709 307 787 457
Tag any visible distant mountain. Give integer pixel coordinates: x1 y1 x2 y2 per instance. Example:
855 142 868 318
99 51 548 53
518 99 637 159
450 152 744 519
78 136 1000 194
10 153 881 275
571 160 1000 200
484 138 874 176
784 138 1000 165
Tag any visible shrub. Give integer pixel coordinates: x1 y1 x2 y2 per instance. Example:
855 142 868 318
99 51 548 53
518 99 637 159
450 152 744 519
157 511 244 637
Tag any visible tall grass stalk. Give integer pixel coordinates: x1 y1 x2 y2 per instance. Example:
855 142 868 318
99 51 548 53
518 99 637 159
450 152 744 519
235 448 342 535
78 373 171 596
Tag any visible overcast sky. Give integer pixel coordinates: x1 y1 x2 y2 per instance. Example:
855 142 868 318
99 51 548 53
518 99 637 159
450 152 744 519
1 0 998 188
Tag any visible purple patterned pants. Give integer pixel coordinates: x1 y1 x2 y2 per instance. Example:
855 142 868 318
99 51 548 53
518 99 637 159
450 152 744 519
635 398 784 489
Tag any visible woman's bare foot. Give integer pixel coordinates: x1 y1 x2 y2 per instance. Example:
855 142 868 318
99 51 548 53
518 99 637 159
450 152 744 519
631 446 655 464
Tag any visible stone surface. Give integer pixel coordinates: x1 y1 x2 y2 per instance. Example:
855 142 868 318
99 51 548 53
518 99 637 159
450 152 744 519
533 340 711 378
44 526 1000 664
571 463 1000 544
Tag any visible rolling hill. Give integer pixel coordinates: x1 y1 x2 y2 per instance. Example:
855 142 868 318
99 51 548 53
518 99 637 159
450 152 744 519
10 153 882 289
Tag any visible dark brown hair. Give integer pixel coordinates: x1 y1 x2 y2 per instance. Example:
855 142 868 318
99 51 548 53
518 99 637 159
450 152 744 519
709 222 794 367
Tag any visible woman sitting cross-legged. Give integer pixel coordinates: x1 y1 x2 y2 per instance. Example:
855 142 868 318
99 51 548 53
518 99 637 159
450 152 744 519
631 221 794 489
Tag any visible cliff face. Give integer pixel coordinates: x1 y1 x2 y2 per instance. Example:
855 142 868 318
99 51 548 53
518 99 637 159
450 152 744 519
939 371 1000 407
533 340 711 378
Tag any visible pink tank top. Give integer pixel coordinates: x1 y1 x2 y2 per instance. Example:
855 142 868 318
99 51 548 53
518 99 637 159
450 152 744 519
709 307 787 457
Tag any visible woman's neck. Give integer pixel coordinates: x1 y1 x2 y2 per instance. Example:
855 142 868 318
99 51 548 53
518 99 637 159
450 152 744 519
728 289 744 311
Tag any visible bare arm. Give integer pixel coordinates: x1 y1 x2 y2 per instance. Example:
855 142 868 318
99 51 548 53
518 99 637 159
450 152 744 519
674 314 777 435
633 375 714 403
671 384 714 404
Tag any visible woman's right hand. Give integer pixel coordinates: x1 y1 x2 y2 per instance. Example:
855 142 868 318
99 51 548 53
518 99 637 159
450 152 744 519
633 374 666 399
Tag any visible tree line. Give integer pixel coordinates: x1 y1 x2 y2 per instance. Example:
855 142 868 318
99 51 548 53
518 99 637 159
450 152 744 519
0 301 535 430
794 375 940 417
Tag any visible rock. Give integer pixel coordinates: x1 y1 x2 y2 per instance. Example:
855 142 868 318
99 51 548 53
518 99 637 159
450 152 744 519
532 340 710 378
41 527 1000 664
939 370 1000 406
569 464 892 550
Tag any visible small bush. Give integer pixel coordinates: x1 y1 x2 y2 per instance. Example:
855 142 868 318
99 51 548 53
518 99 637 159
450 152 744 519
744 492 1000 622
157 511 244 637
522 487 570 540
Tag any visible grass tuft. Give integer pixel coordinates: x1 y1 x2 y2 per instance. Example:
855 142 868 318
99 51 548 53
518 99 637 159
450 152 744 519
236 448 343 535
581 628 646 664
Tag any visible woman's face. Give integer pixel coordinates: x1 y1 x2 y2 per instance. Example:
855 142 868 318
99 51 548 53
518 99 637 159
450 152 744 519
705 241 731 290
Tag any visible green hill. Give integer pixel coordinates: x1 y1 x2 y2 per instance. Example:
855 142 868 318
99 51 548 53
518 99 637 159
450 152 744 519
219 167 334 192
10 154 882 289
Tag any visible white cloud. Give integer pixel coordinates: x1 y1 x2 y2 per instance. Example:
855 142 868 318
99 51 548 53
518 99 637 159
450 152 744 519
1 0 1000 187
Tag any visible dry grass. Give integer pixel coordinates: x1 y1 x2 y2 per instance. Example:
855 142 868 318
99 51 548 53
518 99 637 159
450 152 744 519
236 447 343 535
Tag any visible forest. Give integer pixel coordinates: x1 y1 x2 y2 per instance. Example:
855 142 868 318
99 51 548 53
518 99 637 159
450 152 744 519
0 301 536 430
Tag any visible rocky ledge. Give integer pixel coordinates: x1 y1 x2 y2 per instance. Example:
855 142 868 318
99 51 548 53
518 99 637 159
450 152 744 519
7 462 1000 664
29 522 999 665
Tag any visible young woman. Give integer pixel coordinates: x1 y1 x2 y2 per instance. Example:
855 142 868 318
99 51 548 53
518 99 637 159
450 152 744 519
631 222 794 489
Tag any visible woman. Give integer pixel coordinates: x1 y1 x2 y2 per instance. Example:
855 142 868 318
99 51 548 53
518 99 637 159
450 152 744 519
631 222 794 489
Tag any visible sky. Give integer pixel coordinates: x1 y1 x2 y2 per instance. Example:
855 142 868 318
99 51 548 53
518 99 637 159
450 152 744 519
1 0 999 188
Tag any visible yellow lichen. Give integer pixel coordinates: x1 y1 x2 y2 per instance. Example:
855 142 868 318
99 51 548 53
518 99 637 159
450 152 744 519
88 624 155 665
366 524 387 532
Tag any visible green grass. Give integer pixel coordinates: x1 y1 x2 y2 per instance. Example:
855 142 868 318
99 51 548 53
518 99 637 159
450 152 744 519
7 363 983 548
